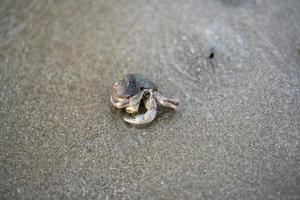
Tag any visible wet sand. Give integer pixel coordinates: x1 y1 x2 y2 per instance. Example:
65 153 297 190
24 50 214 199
0 0 299 199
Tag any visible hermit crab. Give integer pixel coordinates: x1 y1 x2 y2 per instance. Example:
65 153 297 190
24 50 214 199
110 74 179 126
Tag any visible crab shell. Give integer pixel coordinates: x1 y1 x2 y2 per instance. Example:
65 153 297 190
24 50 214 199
111 74 157 102
110 74 179 126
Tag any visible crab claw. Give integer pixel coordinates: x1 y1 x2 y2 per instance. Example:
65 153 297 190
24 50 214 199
110 96 128 108
153 91 180 110
110 90 145 109
123 90 157 126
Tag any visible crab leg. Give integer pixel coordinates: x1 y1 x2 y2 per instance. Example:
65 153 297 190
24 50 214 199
110 90 145 109
153 91 180 110
123 91 157 125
